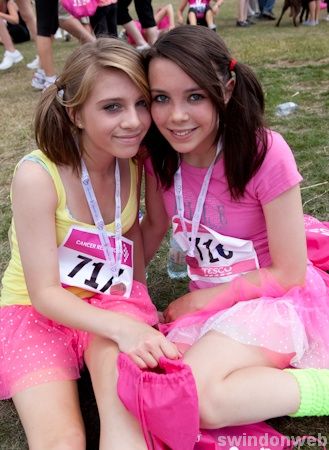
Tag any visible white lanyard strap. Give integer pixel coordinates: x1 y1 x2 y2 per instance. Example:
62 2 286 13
174 141 222 256
81 159 122 278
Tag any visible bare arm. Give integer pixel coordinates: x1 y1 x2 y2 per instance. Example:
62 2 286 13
165 185 307 321
177 0 188 24
0 0 19 24
140 171 170 265
211 0 224 15
12 161 179 366
155 4 175 29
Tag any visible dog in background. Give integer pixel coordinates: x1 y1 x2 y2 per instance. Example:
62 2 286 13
275 0 309 26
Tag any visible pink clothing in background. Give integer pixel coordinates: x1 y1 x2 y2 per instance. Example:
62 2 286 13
126 15 170 45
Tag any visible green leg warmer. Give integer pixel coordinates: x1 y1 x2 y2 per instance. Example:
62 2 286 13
285 369 329 417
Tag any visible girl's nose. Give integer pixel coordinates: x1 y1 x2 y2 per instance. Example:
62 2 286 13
121 107 141 128
170 103 189 122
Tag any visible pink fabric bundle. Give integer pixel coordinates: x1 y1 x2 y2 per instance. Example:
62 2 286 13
304 215 329 272
117 353 199 450
117 354 290 450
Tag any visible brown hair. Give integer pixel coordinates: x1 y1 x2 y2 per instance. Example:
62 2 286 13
34 38 150 173
143 26 268 198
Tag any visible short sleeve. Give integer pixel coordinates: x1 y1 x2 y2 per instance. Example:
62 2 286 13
253 131 303 205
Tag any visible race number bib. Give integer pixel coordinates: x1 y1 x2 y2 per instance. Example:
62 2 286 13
172 215 259 284
58 225 133 297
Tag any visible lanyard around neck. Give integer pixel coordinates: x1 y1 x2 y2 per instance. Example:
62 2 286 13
174 141 222 256
81 159 122 279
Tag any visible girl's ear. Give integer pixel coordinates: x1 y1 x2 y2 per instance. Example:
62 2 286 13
224 77 235 104
66 107 83 129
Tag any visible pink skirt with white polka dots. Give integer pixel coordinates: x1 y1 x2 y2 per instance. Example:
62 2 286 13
165 265 329 368
0 281 158 399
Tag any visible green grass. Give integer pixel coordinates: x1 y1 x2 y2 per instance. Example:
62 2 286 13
1 1 329 448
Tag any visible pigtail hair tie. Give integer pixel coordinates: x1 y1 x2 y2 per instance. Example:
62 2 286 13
229 58 237 72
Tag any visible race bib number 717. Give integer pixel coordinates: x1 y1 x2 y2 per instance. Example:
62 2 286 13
58 225 133 297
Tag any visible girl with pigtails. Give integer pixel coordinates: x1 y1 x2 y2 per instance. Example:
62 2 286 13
0 38 179 450
140 25 329 430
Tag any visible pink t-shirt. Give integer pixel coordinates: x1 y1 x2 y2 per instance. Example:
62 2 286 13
145 130 302 269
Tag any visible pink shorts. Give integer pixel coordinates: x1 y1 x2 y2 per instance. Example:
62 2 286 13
0 281 158 400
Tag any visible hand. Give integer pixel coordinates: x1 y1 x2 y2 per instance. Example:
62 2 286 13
212 4 219 14
177 13 184 24
115 315 180 369
163 292 200 322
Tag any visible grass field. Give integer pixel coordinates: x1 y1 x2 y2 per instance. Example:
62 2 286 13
0 0 329 447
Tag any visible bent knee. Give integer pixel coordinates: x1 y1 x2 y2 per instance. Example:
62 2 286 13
198 383 231 429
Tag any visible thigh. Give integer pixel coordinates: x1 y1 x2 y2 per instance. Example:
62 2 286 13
183 331 278 389
13 380 85 450
15 0 35 19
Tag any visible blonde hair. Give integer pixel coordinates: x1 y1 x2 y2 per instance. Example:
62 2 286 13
35 38 150 172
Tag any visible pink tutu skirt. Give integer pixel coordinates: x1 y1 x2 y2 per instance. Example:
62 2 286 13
166 265 329 369
0 281 158 399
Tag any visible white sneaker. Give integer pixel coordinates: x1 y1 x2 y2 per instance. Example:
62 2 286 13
54 28 63 40
26 55 39 70
0 50 23 70
31 68 46 90
325 14 329 21
136 43 150 52
43 75 57 91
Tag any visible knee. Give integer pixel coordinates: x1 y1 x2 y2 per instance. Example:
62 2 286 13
198 382 230 429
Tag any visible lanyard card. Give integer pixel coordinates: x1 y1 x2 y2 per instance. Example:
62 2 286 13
172 216 259 284
58 225 133 297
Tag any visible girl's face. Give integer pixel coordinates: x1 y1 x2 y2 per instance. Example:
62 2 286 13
76 68 151 161
149 58 218 166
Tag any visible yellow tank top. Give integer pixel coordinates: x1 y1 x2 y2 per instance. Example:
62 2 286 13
0 150 138 306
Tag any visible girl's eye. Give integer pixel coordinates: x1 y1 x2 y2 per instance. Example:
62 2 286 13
104 103 121 112
153 94 169 103
136 99 148 108
189 93 205 102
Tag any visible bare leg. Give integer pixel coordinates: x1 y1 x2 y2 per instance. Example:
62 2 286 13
143 25 159 44
315 0 320 21
36 35 55 77
0 19 16 51
13 380 85 450
85 336 147 450
238 0 248 21
59 16 96 43
15 0 37 40
205 9 216 27
188 11 198 24
123 20 149 47
183 331 300 428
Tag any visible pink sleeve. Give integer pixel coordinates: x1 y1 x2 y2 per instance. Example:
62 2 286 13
253 131 303 205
